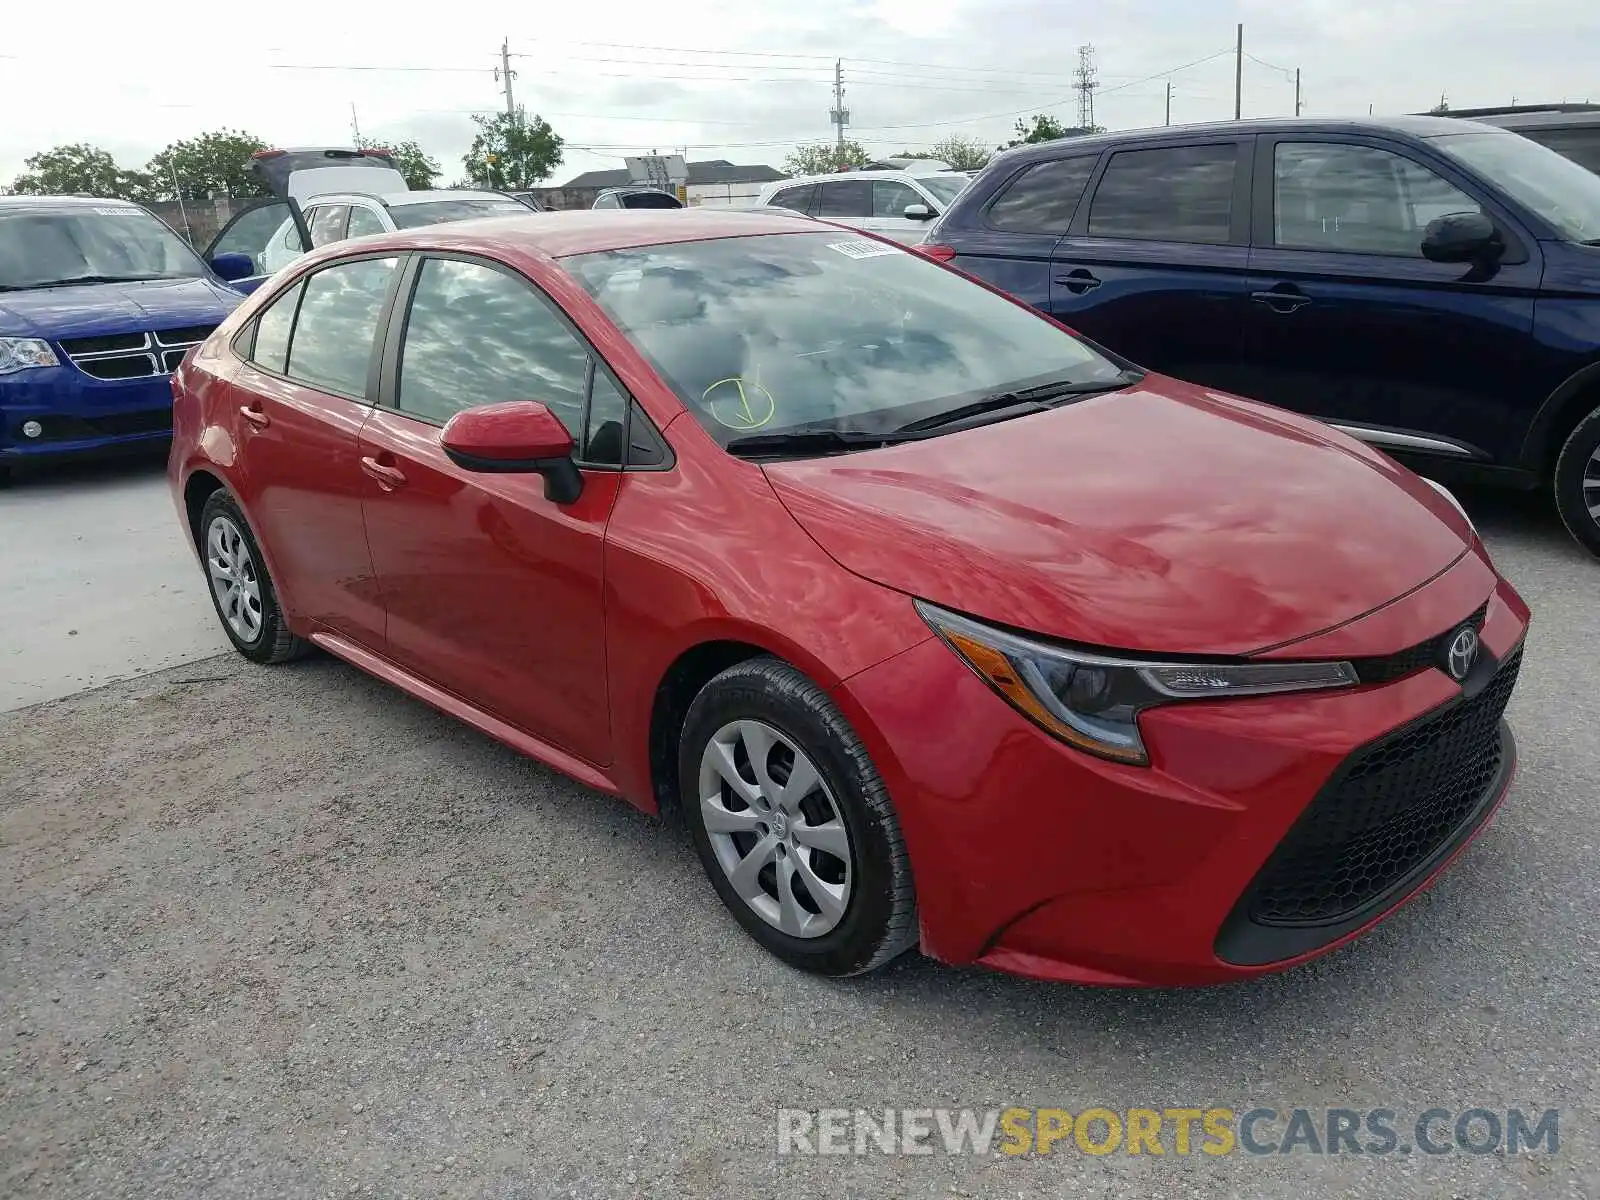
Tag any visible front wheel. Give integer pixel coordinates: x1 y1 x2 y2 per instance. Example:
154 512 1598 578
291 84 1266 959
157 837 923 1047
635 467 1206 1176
679 657 918 977
1553 405 1600 559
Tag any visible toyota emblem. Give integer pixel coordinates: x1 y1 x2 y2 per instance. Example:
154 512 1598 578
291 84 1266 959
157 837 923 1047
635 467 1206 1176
1445 625 1480 682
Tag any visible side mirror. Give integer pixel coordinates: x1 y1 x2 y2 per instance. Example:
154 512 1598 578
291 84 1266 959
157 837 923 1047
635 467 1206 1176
209 251 257 282
439 401 583 504
1421 212 1502 265
903 203 935 221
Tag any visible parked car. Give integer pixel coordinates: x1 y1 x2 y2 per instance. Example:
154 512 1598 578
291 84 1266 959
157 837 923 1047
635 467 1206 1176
922 116 1600 556
0 195 245 480
752 169 971 244
209 189 530 293
170 209 1528 985
592 187 684 210
507 191 549 211
1439 104 1600 175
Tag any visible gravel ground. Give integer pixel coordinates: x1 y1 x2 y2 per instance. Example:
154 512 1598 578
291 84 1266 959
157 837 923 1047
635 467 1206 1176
1 486 1596 1199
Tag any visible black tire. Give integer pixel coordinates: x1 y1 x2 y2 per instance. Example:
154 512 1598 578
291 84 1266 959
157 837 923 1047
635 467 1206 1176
1553 404 1600 559
678 657 918 977
197 489 308 664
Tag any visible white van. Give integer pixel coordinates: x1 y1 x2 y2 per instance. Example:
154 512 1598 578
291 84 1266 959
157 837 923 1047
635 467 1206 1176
751 169 972 244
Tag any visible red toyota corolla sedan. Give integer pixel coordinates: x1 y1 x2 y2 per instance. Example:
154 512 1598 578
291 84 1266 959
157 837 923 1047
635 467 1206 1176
168 209 1529 986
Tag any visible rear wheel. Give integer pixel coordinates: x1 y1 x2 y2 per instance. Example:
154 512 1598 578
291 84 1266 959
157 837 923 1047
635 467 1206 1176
679 657 917 977
198 490 308 664
1553 404 1600 559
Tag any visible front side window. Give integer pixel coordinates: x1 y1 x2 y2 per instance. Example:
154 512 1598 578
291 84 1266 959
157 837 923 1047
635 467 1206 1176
396 257 589 434
0 206 208 290
986 157 1097 234
284 256 398 397
308 205 350 247
817 180 872 219
873 180 923 218
564 231 1125 447
1434 130 1600 242
210 201 303 274
918 175 970 207
249 282 302 374
1274 143 1481 255
1087 144 1237 243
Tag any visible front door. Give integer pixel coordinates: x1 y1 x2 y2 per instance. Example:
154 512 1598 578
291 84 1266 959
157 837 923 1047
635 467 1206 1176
227 255 401 647
1239 135 1541 461
203 199 310 294
356 254 622 765
1048 139 1255 393
868 179 931 244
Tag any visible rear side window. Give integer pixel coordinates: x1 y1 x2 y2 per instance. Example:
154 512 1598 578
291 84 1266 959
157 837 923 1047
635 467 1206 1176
1525 127 1600 174
307 205 350 247
1087 144 1238 243
986 157 1098 233
768 184 817 213
249 282 302 374
817 180 872 218
344 206 387 238
284 257 398 398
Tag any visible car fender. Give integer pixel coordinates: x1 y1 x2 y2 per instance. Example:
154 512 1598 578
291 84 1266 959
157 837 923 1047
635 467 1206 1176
1520 356 1600 471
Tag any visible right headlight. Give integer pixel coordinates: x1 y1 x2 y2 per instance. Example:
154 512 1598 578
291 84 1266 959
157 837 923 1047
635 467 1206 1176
0 337 60 375
917 602 1358 766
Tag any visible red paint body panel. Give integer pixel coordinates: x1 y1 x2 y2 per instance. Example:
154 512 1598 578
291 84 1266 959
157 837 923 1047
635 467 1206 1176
167 214 1533 986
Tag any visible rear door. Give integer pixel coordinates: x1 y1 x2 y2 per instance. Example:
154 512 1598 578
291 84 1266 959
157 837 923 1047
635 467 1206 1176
227 254 402 647
1240 134 1541 460
814 179 873 235
1049 138 1255 391
355 253 628 765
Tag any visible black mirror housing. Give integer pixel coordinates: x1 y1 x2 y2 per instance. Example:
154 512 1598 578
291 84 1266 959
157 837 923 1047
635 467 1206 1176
1421 211 1503 265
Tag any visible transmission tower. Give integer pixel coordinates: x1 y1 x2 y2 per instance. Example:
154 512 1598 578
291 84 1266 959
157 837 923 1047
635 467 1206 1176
1074 45 1099 131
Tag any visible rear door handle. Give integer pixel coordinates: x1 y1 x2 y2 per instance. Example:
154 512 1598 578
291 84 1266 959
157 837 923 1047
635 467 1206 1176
360 456 408 490
239 404 270 428
1054 268 1102 294
1250 288 1312 314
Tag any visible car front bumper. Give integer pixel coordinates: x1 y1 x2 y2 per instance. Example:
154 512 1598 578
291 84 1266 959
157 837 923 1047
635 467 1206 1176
0 368 175 460
835 572 1531 987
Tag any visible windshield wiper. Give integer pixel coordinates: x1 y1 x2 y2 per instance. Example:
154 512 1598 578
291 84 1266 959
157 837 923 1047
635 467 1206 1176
724 429 916 458
894 369 1144 435
28 274 179 288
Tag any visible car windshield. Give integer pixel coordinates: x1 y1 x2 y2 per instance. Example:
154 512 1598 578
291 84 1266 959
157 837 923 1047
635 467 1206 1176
563 231 1125 445
386 198 529 229
919 175 969 206
0 206 207 289
1433 130 1600 241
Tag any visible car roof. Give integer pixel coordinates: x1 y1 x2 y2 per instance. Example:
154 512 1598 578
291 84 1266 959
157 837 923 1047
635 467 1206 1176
984 114 1513 169
301 189 515 207
294 208 820 263
763 169 955 190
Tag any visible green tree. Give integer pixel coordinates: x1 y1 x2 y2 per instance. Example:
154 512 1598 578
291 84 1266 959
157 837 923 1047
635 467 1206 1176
9 143 153 201
357 136 440 189
462 108 563 190
147 129 268 201
929 135 992 171
1002 114 1097 150
783 140 870 176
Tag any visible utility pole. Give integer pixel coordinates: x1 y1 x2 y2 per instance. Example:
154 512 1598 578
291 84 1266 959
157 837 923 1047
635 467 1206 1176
1074 45 1099 131
1234 23 1244 119
1165 79 1172 126
350 102 362 145
496 38 517 118
1294 69 1302 117
829 59 850 163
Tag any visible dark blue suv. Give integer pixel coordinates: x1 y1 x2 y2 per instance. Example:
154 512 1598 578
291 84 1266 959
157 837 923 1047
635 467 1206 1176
0 196 245 482
923 116 1600 557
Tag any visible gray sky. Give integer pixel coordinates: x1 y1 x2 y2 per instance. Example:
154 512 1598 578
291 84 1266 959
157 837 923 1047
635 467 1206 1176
3 0 1595 187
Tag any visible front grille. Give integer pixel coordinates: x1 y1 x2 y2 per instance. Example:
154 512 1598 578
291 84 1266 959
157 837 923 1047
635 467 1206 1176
59 324 216 382
1351 603 1489 685
1244 643 1522 927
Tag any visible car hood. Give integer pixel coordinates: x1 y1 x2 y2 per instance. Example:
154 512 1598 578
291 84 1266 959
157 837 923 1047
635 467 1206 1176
0 277 241 340
762 379 1473 656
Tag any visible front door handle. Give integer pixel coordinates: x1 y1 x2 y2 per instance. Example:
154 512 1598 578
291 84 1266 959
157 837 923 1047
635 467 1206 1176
360 455 408 491
239 404 270 428
1055 268 1102 295
1250 287 1312 314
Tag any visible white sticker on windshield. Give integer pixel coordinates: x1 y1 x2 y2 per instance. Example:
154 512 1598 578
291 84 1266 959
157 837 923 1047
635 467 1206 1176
93 206 139 216
827 239 900 260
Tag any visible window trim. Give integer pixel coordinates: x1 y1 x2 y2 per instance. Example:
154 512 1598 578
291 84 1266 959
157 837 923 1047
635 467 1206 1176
1073 137 1253 246
231 250 407 403
374 250 673 472
1249 132 1530 264
980 151 1104 235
